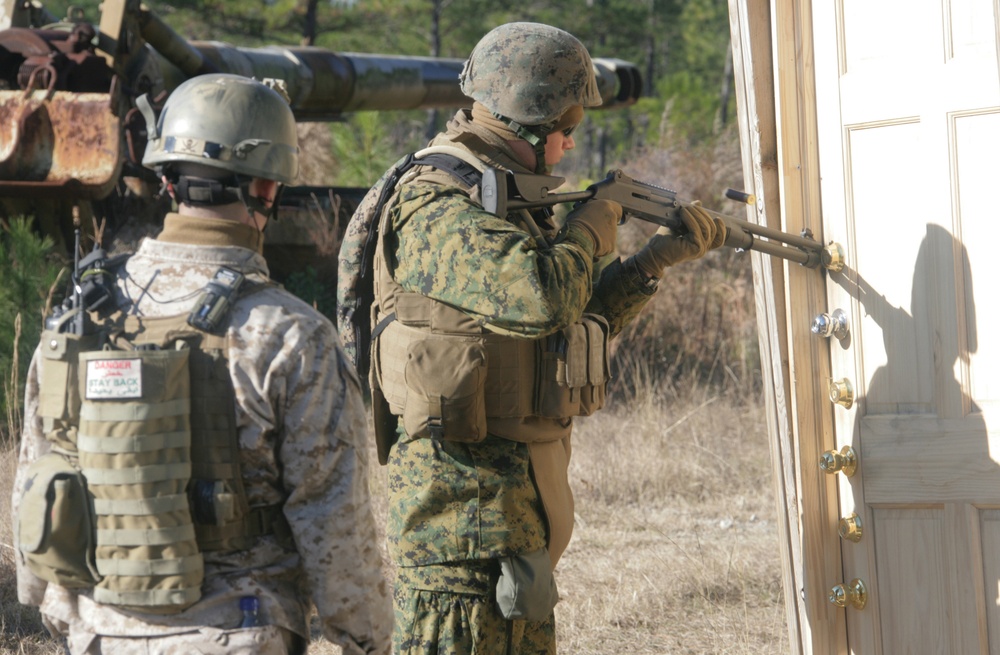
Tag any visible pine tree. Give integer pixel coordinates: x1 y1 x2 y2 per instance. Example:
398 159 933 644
0 218 66 442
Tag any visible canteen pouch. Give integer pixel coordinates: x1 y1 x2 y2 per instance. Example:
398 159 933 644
495 548 559 621
17 452 99 588
536 314 610 418
402 338 488 442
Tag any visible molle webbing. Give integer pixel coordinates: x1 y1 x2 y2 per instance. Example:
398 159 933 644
78 346 203 611
30 279 292 612
123 314 287 553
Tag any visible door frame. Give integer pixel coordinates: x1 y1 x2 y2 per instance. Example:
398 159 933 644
728 0 846 652
731 0 1000 652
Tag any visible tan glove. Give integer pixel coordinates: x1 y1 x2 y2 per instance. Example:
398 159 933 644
633 203 726 277
564 199 622 258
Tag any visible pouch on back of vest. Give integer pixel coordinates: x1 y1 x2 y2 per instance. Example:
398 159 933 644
77 345 204 613
18 452 100 588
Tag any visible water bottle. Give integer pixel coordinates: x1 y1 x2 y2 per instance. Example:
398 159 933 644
239 595 260 628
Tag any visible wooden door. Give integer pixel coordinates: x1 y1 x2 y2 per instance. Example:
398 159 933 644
812 0 1000 651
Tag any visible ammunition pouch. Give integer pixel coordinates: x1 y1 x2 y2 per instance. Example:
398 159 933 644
401 337 488 443
18 452 100 588
536 316 610 419
372 293 610 439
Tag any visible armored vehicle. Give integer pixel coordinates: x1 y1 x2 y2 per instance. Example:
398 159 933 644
0 0 641 278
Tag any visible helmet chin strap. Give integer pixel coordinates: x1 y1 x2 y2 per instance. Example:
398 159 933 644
236 180 284 226
494 112 552 174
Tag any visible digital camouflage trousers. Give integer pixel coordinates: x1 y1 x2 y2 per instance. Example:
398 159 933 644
393 562 556 655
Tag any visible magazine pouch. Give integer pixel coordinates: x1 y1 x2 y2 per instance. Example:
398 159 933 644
535 314 610 418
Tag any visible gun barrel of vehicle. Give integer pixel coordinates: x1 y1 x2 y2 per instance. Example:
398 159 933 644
591 57 643 110
148 43 641 122
139 9 642 121
137 6 216 77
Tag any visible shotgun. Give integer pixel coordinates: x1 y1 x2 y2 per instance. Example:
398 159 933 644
480 168 843 270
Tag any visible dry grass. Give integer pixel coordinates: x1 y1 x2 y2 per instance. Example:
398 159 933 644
557 395 788 654
1 390 787 654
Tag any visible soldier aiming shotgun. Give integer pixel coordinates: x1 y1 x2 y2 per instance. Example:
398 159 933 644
336 21 736 655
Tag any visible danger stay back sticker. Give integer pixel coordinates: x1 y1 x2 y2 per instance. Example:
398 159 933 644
85 358 143 399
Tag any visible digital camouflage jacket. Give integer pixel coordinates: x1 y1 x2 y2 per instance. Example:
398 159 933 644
369 110 656 570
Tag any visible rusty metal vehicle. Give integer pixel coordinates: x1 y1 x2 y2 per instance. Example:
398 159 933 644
0 0 641 279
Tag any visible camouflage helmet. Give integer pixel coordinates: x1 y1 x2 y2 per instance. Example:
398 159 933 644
459 22 602 127
142 74 299 184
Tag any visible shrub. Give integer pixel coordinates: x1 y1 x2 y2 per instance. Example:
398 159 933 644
0 218 67 444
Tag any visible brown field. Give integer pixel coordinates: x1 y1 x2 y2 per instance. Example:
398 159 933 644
0 392 788 654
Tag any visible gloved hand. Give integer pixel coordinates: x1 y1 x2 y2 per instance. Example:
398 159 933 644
564 199 622 258
633 203 726 277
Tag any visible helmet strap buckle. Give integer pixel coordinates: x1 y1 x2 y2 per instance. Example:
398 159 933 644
492 112 555 174
174 176 241 206
492 111 546 147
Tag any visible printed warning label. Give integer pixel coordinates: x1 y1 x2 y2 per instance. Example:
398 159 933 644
85 359 143 399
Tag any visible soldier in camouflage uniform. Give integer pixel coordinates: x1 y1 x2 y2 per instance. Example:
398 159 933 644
337 23 725 655
12 74 392 654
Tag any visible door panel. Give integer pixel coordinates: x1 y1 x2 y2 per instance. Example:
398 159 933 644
812 0 1000 652
982 511 1000 651
955 111 1000 407
846 122 930 415
872 507 950 654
